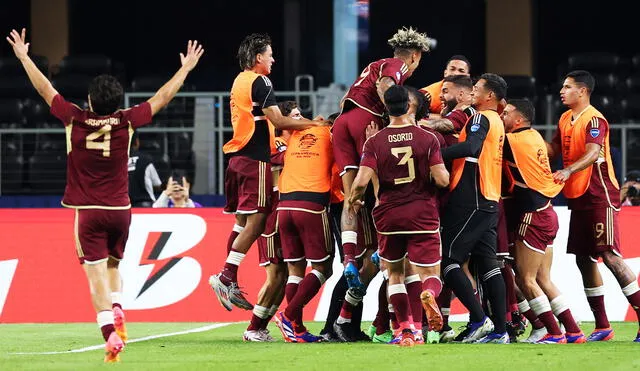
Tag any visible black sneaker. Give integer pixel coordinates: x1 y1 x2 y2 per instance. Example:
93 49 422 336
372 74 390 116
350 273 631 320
353 329 371 342
333 320 356 342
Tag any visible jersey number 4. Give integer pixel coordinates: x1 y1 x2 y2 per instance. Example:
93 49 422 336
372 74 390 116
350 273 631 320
391 146 415 184
86 125 112 157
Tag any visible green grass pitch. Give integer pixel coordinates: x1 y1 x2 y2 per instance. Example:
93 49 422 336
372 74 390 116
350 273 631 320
1 322 639 370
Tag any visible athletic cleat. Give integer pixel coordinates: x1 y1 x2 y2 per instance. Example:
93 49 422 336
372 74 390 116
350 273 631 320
371 251 381 269
424 330 439 344
461 316 494 343
536 334 567 344
413 330 425 344
113 306 128 343
565 331 586 344
227 283 253 310
587 327 614 342
372 330 394 343
390 329 415 347
343 262 366 296
333 320 355 342
522 327 548 343
511 312 528 336
320 331 340 342
243 329 274 342
453 325 471 342
104 332 124 363
354 329 371 342
295 331 323 343
634 331 640 343
208 274 233 311
274 311 297 343
477 331 510 344
439 325 455 343
367 325 376 340
420 289 443 332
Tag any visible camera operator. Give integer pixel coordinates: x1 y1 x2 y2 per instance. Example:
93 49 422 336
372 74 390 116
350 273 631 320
621 170 640 206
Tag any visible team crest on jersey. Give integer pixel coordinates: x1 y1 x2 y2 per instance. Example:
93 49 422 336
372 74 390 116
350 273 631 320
299 134 317 149
590 128 600 138
470 123 480 132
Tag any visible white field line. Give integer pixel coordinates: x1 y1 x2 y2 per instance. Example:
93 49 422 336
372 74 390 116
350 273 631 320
9 322 232 355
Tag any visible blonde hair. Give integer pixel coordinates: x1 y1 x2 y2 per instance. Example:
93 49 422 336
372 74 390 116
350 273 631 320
388 26 430 52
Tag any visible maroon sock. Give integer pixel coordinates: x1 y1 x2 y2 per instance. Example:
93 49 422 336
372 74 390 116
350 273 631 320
285 280 301 304
437 286 453 327
101 324 115 342
586 295 610 329
557 309 581 333
388 285 413 330
538 310 563 335
405 278 423 330
422 276 443 298
285 272 323 334
226 230 240 255
389 308 399 330
501 265 519 314
342 242 357 264
522 308 545 330
374 280 390 335
247 314 263 331
112 303 122 310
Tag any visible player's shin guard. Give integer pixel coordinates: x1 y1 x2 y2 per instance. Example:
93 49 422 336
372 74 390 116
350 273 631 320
221 250 246 284
585 286 610 329
405 275 423 330
622 281 640 325
388 284 413 331
518 299 545 330
226 224 244 254
550 295 581 333
530 296 562 335
478 258 507 334
248 305 269 331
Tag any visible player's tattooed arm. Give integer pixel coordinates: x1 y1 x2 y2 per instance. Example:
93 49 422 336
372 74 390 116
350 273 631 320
348 166 375 215
418 118 454 134
376 76 396 104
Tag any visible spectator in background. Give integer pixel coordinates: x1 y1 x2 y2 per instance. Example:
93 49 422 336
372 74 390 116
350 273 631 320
128 132 162 207
153 171 202 208
621 170 640 206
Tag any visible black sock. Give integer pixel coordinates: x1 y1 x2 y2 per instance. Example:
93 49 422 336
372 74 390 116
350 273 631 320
322 275 348 333
481 268 506 334
352 299 364 332
443 261 485 323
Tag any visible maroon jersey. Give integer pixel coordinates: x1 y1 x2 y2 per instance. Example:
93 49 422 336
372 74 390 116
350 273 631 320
343 58 410 116
442 108 474 147
552 117 620 210
50 94 153 208
361 124 443 232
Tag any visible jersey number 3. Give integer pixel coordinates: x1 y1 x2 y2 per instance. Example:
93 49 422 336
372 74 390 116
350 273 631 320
391 146 415 184
86 125 112 157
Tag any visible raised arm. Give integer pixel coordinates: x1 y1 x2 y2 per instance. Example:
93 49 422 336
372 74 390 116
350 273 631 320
263 105 319 130
6 28 58 106
147 40 204 116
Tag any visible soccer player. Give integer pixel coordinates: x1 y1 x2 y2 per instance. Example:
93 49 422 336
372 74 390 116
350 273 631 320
440 73 509 343
348 85 449 347
209 34 320 311
548 70 640 342
274 119 334 343
243 101 296 342
6 28 203 362
502 99 586 344
419 55 471 117
332 27 430 333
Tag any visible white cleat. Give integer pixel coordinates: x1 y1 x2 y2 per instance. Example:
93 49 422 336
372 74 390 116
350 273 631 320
522 327 548 343
243 329 275 342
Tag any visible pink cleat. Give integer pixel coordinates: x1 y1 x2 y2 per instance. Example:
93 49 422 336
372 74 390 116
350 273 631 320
104 332 124 363
113 306 128 343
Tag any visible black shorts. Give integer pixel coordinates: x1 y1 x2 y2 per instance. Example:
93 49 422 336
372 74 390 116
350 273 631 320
441 205 498 263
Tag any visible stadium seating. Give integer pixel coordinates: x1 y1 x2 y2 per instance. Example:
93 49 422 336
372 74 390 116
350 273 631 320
567 52 621 75
52 74 96 101
27 141 67 193
1 141 24 194
57 55 112 76
502 75 538 102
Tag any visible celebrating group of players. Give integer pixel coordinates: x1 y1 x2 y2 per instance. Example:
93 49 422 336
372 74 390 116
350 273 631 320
210 27 640 346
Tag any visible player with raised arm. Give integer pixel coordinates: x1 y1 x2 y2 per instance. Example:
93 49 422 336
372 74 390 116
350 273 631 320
348 85 449 347
548 70 640 342
6 28 203 362
209 34 321 311
419 55 471 118
331 27 430 341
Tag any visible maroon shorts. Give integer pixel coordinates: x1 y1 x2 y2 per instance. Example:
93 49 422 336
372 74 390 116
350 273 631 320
224 156 272 214
74 208 131 264
277 200 334 262
515 203 559 254
378 232 442 266
355 204 378 259
258 191 282 266
497 197 517 258
567 207 622 259
332 107 384 175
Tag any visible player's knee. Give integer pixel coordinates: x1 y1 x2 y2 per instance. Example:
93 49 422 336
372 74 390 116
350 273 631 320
441 258 461 281
475 256 500 279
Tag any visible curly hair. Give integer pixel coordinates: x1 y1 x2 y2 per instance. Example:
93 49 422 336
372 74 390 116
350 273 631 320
237 33 272 70
387 26 430 53
88 75 123 115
